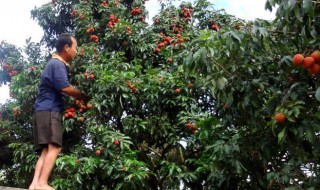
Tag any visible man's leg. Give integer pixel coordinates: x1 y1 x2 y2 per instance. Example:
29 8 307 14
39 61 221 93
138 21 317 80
29 148 48 190
35 143 62 190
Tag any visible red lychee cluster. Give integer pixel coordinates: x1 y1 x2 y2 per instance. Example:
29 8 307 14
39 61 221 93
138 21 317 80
171 34 185 47
180 7 192 22
172 24 184 34
90 35 99 43
8 70 17 77
154 18 160 25
64 99 93 120
154 35 171 53
234 24 241 30
101 0 108 7
95 139 120 156
96 148 102 156
79 48 85 57
1 64 18 77
127 81 138 93
209 20 219 31
2 64 11 71
131 7 142 16
71 9 85 19
86 26 94 34
293 50 320 75
64 107 76 119
29 66 36 72
71 9 77 17
185 122 198 134
154 33 185 53
140 16 145 22
79 13 85 20
108 14 120 29
126 26 132 35
13 106 21 117
83 72 95 80
113 1 119 6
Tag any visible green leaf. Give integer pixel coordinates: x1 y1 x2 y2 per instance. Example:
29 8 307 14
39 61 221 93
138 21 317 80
230 31 241 42
278 128 286 144
114 183 123 190
258 27 268 37
306 127 316 143
294 6 302 22
199 32 211 40
285 187 300 190
303 0 312 11
185 51 193 66
75 173 82 184
208 47 215 58
289 0 297 9
303 0 314 18
265 1 272 11
200 47 207 63
216 77 227 90
122 93 129 98
315 87 320 102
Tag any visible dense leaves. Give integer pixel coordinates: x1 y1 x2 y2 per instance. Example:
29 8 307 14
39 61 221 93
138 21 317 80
0 0 320 189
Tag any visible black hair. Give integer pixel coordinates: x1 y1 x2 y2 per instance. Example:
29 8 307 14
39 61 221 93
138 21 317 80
55 33 74 53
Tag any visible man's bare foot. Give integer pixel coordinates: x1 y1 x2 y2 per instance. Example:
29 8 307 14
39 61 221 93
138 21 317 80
34 184 55 190
29 183 37 190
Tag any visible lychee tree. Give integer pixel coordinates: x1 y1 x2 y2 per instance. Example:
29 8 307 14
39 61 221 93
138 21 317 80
1 0 320 189
184 0 320 189
0 39 47 186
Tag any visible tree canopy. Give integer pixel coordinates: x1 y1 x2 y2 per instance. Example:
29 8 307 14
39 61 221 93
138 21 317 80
0 0 320 189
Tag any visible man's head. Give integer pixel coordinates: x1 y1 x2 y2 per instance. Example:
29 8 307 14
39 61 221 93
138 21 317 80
56 33 78 62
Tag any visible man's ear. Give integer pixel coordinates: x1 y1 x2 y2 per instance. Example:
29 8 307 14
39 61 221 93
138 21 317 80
64 44 70 52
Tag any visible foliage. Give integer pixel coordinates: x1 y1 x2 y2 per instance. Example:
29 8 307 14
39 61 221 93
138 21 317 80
0 0 320 189
30 0 79 49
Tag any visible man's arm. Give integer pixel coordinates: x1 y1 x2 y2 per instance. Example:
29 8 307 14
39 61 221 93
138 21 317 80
61 85 87 101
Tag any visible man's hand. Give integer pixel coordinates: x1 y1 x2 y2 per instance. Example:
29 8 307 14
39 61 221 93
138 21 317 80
61 85 88 101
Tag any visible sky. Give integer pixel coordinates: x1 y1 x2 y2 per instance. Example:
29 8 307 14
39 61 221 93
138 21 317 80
0 0 276 104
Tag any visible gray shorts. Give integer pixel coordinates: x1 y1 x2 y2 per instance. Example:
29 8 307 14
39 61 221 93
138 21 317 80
33 111 63 152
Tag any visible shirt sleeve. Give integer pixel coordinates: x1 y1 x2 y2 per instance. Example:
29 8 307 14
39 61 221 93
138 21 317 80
52 61 70 92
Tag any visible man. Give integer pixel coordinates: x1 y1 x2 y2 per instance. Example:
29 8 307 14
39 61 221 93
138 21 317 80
29 33 86 190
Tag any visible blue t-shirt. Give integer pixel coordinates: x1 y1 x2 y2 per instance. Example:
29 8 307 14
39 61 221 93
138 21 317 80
34 58 70 111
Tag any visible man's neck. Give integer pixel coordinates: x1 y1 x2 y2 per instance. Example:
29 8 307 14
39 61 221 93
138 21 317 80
52 53 69 67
